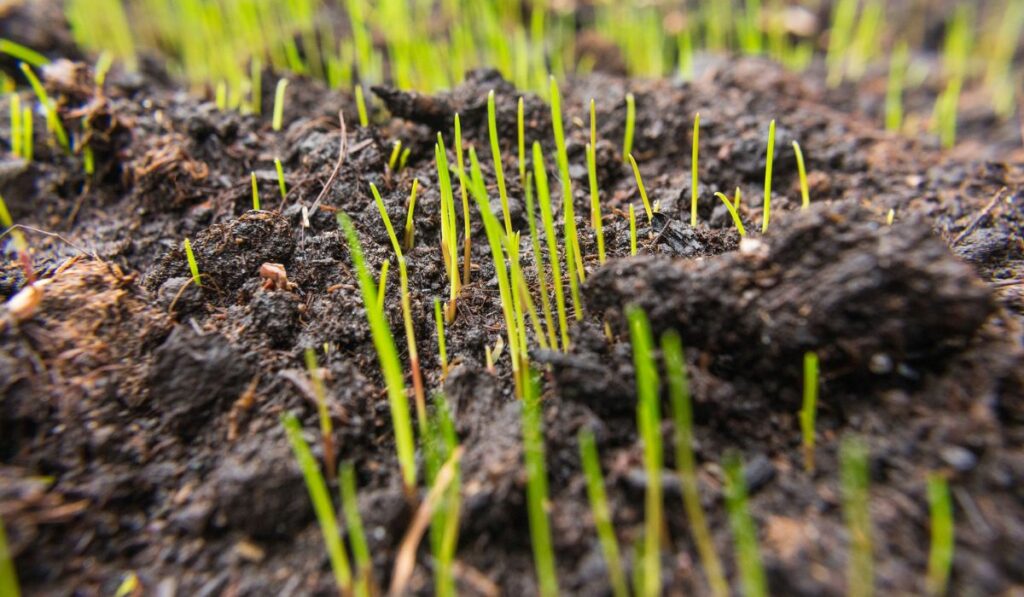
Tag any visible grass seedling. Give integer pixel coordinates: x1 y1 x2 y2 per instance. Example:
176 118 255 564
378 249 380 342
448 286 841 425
885 42 909 133
691 112 700 227
304 348 337 483
714 192 747 236
272 78 288 131
549 77 585 290
841 436 874 597
9 94 21 159
793 141 810 209
388 140 403 171
250 172 260 211
487 90 514 239
533 142 570 351
339 462 373 596
183 238 201 286
934 6 974 148
369 182 427 435
435 136 462 321
762 119 776 234
425 396 461 597
402 179 419 251
282 413 353 593
627 307 662 597
826 0 859 87
453 114 471 284
0 514 19 597
338 213 417 492
523 370 558 596
434 299 449 377
579 428 628 597
20 63 69 153
249 58 262 115
376 261 389 313
662 331 728 597
800 351 819 473
724 452 768 597
926 473 954 596
629 204 638 256
274 158 287 200
985 0 1024 117
0 39 49 68
21 106 31 162
627 153 654 224
586 143 606 264
282 415 354 593
623 92 636 160
355 84 369 127
469 147 523 395
524 172 559 350
886 209 895 226
517 97 527 185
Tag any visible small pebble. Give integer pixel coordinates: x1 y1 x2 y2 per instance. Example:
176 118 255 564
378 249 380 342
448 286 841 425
941 446 977 472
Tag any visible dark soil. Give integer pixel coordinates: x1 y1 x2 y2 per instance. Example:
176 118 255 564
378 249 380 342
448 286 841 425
2 13 1023 597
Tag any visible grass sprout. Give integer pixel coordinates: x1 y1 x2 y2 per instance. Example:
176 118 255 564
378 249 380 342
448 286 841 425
369 182 428 435
532 142 570 351
627 154 654 224
250 172 260 211
800 351 819 473
403 179 419 251
435 136 462 321
523 370 558 596
578 428 628 597
0 514 17 597
926 473 954 596
762 119 776 233
714 191 746 236
274 158 288 200
183 238 201 286
517 97 527 185
272 78 288 131
453 114 471 284
355 84 369 127
691 112 700 227
885 42 909 133
586 143 606 264
282 412 353 593
434 298 449 377
0 39 49 67
9 94 21 159
623 92 636 160
487 90 514 238
524 172 559 350
661 331 728 597
304 347 337 483
21 105 31 162
629 204 638 256
339 462 374 597
723 452 768 597
338 213 417 492
20 63 69 153
425 395 461 597
376 260 389 313
627 306 662 597
841 436 874 597
388 140 403 171
549 77 585 296
793 141 810 209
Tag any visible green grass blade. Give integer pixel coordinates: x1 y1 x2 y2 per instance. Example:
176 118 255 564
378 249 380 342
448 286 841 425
337 213 416 491
183 238 201 286
251 172 260 211
282 412 353 593
274 158 288 200
714 192 746 236
623 92 635 161
578 429 628 597
723 452 768 597
533 142 569 351
272 78 288 131
523 369 559 596
841 436 874 597
627 153 653 224
761 119 775 234
0 39 49 67
800 351 819 473
662 331 728 597
629 204 637 256
792 141 810 209
586 143 605 264
488 90 514 239
926 473 954 596
691 112 700 227
627 306 662 597
339 462 373 596
0 514 18 597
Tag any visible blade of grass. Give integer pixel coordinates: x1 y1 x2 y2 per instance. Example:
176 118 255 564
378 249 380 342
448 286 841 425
762 119 776 234
841 436 874 597
800 351 819 473
282 412 353 593
183 238 201 286
723 452 768 597
251 172 261 211
304 347 337 483
691 113 700 227
549 77 585 286
272 78 288 131
488 90 514 239
578 428 628 597
338 213 416 492
19 63 69 152
523 369 558 596
533 142 569 351
0 39 49 67
627 306 662 597
339 462 373 597
792 141 810 209
623 92 635 161
434 298 449 377
453 114 471 284
274 158 288 200
586 143 605 264
355 84 369 127
629 204 637 255
403 179 419 251
926 473 954 596
627 153 654 224
662 331 728 597
524 171 559 350
714 192 747 236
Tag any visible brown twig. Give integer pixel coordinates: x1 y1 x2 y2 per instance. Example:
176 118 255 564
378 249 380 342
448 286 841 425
951 187 1006 246
309 110 348 216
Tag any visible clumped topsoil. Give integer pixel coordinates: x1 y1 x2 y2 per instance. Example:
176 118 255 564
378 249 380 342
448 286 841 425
1 23 1023 597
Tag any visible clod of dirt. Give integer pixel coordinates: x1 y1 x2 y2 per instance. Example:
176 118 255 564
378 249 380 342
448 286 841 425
585 199 995 386
146 325 252 434
145 210 295 297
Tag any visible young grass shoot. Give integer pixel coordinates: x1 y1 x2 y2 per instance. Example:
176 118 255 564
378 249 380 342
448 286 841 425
724 452 769 597
800 351 820 473
926 473 954 596
183 238 201 286
523 370 558 597
793 141 810 209
627 154 654 224
762 119 776 233
841 436 875 597
579 428 628 597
